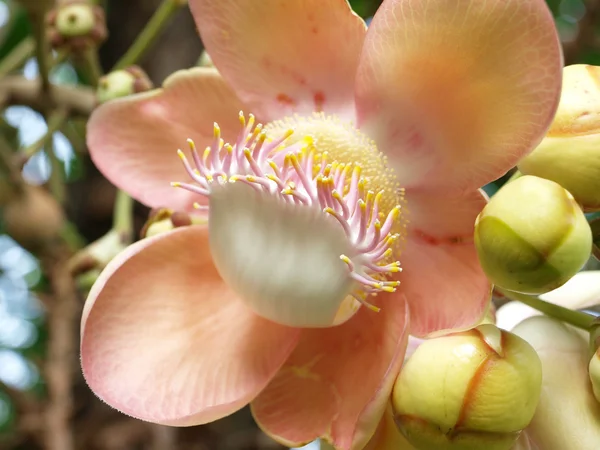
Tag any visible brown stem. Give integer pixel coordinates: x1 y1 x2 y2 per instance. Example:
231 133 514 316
41 248 79 450
18 0 54 96
151 425 178 450
0 76 96 116
0 134 24 194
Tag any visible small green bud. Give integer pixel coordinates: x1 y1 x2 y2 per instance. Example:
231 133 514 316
198 50 215 68
141 208 207 238
46 1 107 52
55 3 95 37
590 350 600 403
474 175 592 294
68 229 127 277
96 66 154 104
96 71 136 103
518 64 600 211
392 324 541 450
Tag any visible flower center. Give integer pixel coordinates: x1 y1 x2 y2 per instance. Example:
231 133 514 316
173 112 405 327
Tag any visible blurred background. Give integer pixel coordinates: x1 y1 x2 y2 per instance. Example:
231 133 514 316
0 0 598 449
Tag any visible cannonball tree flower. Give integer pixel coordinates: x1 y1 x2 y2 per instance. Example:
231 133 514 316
82 0 561 448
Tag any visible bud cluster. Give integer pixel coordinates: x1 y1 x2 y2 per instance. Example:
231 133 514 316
46 0 107 52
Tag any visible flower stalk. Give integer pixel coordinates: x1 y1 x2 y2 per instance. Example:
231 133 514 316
113 0 187 71
0 37 36 78
497 287 596 331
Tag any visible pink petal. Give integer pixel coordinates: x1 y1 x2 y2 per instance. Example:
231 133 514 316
81 226 299 426
87 68 247 211
251 297 409 450
355 0 562 192
397 189 491 337
188 0 366 120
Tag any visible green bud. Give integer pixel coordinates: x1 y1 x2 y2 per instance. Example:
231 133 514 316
55 3 95 37
474 175 592 294
392 324 541 450
198 50 215 68
46 1 107 52
141 208 207 238
96 71 136 104
68 229 127 277
96 67 154 104
518 64 600 211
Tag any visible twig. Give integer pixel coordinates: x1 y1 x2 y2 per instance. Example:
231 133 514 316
150 425 177 450
41 247 79 450
113 0 187 70
0 37 36 78
0 75 95 115
0 134 24 194
20 1 53 96
113 189 134 243
46 121 67 204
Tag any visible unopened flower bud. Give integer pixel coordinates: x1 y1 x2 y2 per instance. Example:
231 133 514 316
590 350 600 403
518 64 600 211
68 229 127 277
46 0 107 52
392 324 541 450
474 175 592 294
141 208 207 238
198 50 214 68
96 66 154 104
3 186 64 251
512 316 600 449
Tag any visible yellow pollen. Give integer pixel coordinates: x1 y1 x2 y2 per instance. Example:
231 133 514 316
265 112 405 234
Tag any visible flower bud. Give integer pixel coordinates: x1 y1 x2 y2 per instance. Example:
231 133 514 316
3 186 64 251
474 175 592 294
512 316 600 449
96 67 154 104
392 324 542 450
590 350 600 403
518 64 600 211
46 0 107 52
68 229 127 277
140 208 207 238
198 50 214 68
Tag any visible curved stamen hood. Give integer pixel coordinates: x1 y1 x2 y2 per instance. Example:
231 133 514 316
173 112 405 327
